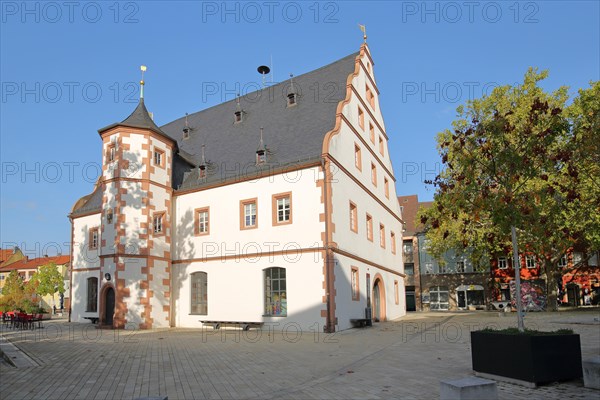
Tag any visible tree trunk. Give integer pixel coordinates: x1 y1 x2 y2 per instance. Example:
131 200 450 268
544 261 560 311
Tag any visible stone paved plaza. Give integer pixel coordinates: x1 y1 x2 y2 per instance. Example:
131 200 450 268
1 311 599 399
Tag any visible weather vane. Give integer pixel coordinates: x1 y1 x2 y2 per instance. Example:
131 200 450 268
358 24 367 42
140 65 147 99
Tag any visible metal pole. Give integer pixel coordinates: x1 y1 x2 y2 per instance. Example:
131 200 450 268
511 225 525 332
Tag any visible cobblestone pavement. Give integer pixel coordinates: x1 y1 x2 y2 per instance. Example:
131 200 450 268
1 311 598 399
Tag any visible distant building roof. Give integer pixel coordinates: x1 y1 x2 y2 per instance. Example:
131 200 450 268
398 195 433 237
0 255 70 272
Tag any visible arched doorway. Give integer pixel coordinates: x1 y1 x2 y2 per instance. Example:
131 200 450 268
372 276 386 321
100 285 115 326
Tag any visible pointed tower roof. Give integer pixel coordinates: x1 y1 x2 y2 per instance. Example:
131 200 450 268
98 98 170 138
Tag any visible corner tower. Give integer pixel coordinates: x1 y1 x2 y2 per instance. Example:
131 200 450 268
96 74 174 329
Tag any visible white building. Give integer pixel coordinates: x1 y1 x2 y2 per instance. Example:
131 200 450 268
69 43 406 331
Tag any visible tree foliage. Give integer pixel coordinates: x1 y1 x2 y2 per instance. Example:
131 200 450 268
420 69 600 310
31 262 65 298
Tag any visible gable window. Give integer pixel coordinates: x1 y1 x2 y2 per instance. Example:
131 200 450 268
195 207 210 235
351 267 359 301
349 201 358 233
354 143 362 171
366 85 375 108
264 267 287 316
89 228 99 250
153 212 165 235
390 231 396 254
240 198 258 230
379 224 386 248
86 277 98 312
366 214 373 241
526 255 536 269
358 107 364 130
379 136 384 156
384 177 389 199
456 261 465 273
498 257 508 269
153 148 165 168
190 272 208 315
371 163 377 186
107 144 116 163
272 192 292 225
369 123 375 144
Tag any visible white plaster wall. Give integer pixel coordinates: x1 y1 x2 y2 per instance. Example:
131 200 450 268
120 180 146 254
172 252 325 331
119 257 146 329
173 166 324 261
150 136 171 186
101 182 118 254
72 214 101 270
150 183 170 258
71 269 100 322
121 133 148 180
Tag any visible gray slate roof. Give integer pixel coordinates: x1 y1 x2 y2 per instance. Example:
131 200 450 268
71 51 359 215
160 52 359 190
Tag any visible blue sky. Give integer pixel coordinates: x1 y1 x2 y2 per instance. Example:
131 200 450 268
1 1 598 256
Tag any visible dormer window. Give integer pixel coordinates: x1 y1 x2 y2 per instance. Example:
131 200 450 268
287 93 297 107
256 149 266 165
198 164 207 179
182 127 190 140
234 110 243 123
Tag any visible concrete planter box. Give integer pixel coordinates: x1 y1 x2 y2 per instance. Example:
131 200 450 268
471 330 583 385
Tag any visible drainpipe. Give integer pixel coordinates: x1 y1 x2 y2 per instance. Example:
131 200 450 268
321 157 333 333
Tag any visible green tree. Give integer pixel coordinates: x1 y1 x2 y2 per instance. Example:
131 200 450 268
1 270 26 310
421 69 599 326
31 262 65 308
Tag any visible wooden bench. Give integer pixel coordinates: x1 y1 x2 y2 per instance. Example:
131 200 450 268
84 317 99 324
350 318 372 328
199 321 264 331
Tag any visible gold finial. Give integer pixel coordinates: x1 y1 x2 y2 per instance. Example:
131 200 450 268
358 24 367 43
140 65 147 99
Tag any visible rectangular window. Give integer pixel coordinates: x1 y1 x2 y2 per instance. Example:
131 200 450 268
384 177 389 199
272 192 292 225
498 257 508 269
190 272 208 315
89 228 99 250
358 107 364 130
456 261 465 273
86 277 98 312
354 143 362 171
405 263 414 275
380 224 386 248
369 123 375 143
526 255 536 269
366 214 373 241
371 163 377 186
349 202 358 233
425 262 433 274
351 267 359 301
394 280 399 304
107 143 116 163
558 255 567 268
264 267 287 316
366 85 375 108
153 212 165 235
195 207 210 235
153 148 165 168
379 136 384 156
240 198 258 230
390 231 396 254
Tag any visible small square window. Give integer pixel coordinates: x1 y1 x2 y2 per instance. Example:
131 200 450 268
272 192 292 226
526 255 536 269
287 93 297 106
195 207 210 235
498 257 508 269
558 255 567 268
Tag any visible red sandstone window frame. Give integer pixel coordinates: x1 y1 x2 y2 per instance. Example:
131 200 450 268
88 227 99 250
153 147 165 168
380 223 386 249
153 212 165 236
369 123 375 144
349 201 358 233
354 143 362 171
351 267 360 301
106 143 116 163
384 177 389 199
394 280 399 305
390 231 396 254
358 107 365 130
272 192 292 226
379 136 384 156
240 198 258 230
194 207 210 236
371 163 377 187
366 213 373 242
